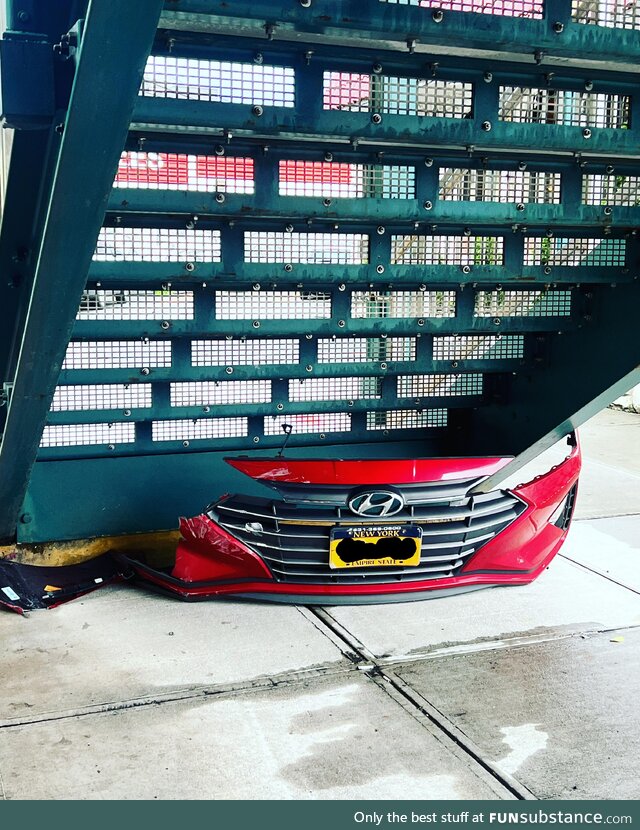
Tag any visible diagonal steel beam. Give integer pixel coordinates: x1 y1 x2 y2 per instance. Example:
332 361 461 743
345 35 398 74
0 0 163 541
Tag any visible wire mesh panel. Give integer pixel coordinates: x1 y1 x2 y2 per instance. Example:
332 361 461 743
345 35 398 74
433 335 525 360
152 418 249 441
474 290 572 316
244 232 369 264
94 228 221 262
191 339 300 366
215 291 332 320
279 161 416 199
77 291 194 321
397 373 483 397
438 169 561 204
114 152 255 194
499 87 630 128
264 413 352 435
572 0 640 29
391 235 504 265
366 409 448 430
289 377 383 402
170 380 272 407
141 56 295 106
523 237 626 266
380 0 544 17
351 290 456 318
317 337 417 363
40 423 136 448
62 341 172 370
583 174 640 206
323 73 473 118
51 384 153 412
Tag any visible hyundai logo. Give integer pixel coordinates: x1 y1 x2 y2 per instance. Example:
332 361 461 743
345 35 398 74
348 490 405 518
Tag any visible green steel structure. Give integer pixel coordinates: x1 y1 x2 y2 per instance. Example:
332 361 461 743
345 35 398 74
0 0 638 543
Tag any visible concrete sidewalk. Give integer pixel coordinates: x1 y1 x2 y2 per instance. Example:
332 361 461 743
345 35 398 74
1 410 639 800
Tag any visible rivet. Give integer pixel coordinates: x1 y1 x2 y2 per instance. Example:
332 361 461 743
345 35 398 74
380 361 388 370
463 227 471 236
462 265 471 274
423 200 433 210
107 444 115 451
19 513 32 524
432 8 444 22
604 206 612 216
338 319 346 327
182 440 190 448
584 80 594 92
185 262 195 272
372 113 382 124
161 320 170 330
376 226 385 235
323 197 332 207
124 409 131 417
252 283 261 290
214 145 225 156
252 105 264 117
481 120 492 132
424 157 434 167
373 63 383 74
338 283 346 291
417 318 425 326
284 264 293 272
376 264 385 274
324 152 333 162
582 128 592 139
493 317 501 326
518 161 527 171
606 165 615 175
300 0 312 6
451 361 459 368
305 364 313 372
225 366 233 374
544 265 552 275
483 71 493 83
305 333 313 340
516 203 525 212
215 192 225 204
319 433 326 439
203 406 210 413
253 436 260 443
277 403 284 410
253 320 260 328
141 367 150 376
553 21 564 32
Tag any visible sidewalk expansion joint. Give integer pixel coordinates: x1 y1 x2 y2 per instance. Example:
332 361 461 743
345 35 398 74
559 553 640 596
307 607 532 801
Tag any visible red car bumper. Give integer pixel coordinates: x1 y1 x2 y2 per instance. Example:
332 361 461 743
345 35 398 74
121 438 581 605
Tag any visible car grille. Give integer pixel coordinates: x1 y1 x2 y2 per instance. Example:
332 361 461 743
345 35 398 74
211 481 527 585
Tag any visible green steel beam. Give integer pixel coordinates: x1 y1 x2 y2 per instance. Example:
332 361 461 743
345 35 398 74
0 0 163 541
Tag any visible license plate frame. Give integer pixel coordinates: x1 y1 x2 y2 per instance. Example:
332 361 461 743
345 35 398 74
329 524 422 569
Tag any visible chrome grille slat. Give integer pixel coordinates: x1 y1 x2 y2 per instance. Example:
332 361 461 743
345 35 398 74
213 481 526 585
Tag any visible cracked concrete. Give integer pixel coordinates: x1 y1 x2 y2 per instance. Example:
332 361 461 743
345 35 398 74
1 409 639 800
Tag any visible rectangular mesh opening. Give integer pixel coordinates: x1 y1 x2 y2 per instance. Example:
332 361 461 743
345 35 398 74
40 423 136 448
572 0 640 29
523 237 625 266
366 409 447 430
50 384 153 412
141 56 295 107
191 338 300 366
351 290 456 319
433 334 525 360
77 290 194 321
152 418 248 441
288 377 382 402
397 373 483 397
244 231 369 264
583 174 640 207
215 291 331 320
474 289 572 317
62 341 172 370
499 87 630 129
170 380 271 407
323 73 472 119
317 336 417 363
391 235 504 265
438 168 561 204
264 413 351 435
278 161 416 199
114 152 255 194
380 0 543 18
94 228 221 262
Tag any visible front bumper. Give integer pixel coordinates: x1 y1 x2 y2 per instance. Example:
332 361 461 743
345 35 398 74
121 442 581 604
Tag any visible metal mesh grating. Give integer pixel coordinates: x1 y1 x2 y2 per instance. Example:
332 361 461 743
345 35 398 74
317 336 417 363
77 291 194 321
152 418 248 441
215 291 331 320
40 423 136 448
141 56 295 107
391 235 504 265
499 87 630 129
582 174 640 207
397 373 483 397
114 152 255 194
62 340 172 370
323 72 473 118
288 377 382 402
433 334 525 360
278 161 416 199
170 380 272 407
351 290 456 318
264 413 352 435
191 338 300 366
572 0 640 29
523 237 626 266
244 231 369 264
366 409 447 430
50 384 153 412
438 168 561 204
380 0 543 18
94 228 221 262
475 290 572 317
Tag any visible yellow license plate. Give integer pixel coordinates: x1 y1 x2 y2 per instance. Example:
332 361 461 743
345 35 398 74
329 525 422 569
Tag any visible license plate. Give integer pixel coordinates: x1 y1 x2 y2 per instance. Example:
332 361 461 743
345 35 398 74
329 525 422 569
